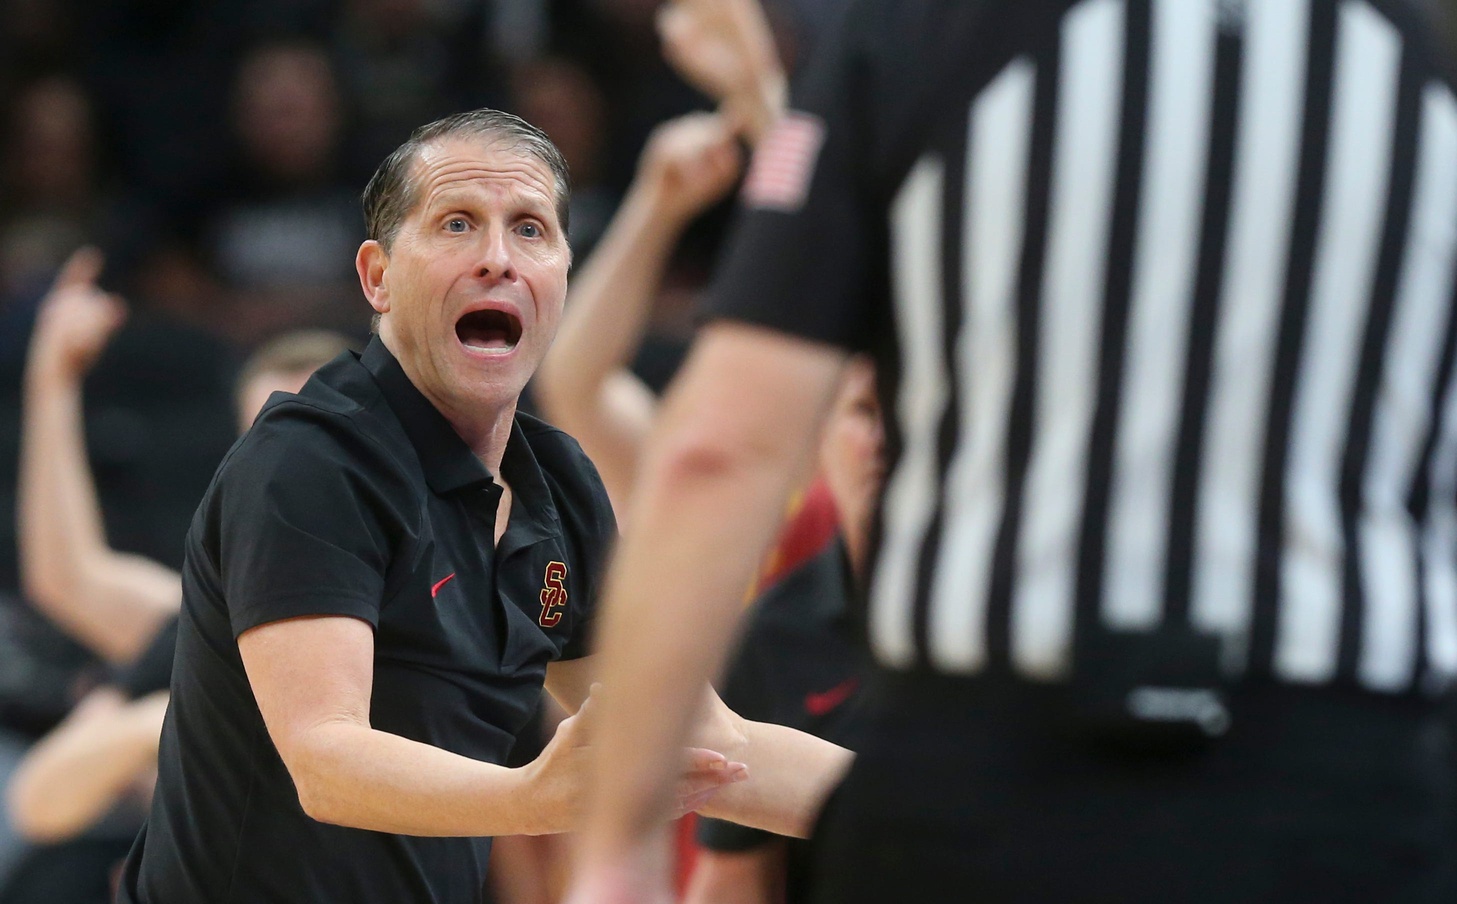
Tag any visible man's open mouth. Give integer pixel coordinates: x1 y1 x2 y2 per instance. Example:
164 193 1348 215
456 309 523 353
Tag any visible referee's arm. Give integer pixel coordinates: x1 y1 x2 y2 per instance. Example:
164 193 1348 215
574 323 853 894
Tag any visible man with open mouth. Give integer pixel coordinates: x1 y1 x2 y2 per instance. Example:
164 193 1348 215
114 108 851 904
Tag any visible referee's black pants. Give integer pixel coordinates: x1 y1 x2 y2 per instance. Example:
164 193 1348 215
808 672 1455 903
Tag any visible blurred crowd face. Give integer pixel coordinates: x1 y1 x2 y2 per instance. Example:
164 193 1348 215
235 367 316 434
513 59 607 188
367 137 570 427
1 77 96 292
7 77 94 210
234 44 342 184
819 359 885 571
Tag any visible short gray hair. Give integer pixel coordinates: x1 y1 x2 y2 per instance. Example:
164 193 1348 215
362 108 571 251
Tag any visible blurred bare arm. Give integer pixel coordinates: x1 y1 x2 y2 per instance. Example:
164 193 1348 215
534 113 740 516
658 0 788 144
569 323 850 902
5 687 170 843
19 249 181 663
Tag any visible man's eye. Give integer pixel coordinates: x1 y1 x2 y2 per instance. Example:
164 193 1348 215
446 218 469 233
518 222 541 238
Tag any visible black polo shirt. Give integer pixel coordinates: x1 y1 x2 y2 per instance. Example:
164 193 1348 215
118 337 614 904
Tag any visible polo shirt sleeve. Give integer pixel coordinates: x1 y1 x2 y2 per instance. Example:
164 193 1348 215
213 405 405 638
701 4 882 352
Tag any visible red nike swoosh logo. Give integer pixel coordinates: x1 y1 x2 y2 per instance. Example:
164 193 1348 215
804 678 859 717
431 573 456 598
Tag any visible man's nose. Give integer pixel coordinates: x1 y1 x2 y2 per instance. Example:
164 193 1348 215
474 227 517 281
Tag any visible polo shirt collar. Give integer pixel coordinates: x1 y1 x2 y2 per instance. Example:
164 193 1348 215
360 338 561 544
498 417 561 551
361 336 495 495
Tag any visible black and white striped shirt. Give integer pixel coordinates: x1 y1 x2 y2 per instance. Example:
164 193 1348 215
708 0 1457 696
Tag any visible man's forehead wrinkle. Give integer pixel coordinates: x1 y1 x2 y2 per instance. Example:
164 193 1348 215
416 164 557 219
415 139 557 201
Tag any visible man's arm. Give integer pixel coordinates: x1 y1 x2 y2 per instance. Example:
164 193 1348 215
533 113 740 516
691 706 851 839
5 686 170 843
549 655 848 840
19 250 181 663
658 0 788 143
574 323 850 893
238 615 746 837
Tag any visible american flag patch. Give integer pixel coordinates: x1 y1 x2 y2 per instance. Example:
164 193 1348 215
741 112 826 212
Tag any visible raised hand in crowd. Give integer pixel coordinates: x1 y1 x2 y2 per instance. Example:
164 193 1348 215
534 112 741 518
19 249 182 664
657 0 788 143
24 250 127 381
7 331 350 855
638 111 745 227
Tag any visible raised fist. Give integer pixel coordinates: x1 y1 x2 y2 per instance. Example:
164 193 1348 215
657 0 786 142
637 112 743 225
27 248 128 381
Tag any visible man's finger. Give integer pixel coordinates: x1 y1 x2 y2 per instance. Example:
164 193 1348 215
672 763 748 814
674 786 724 817
681 746 731 772
53 247 104 292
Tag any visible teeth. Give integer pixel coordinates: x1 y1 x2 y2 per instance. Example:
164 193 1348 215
463 342 515 354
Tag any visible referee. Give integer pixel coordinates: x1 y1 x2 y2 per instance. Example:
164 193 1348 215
573 0 1457 901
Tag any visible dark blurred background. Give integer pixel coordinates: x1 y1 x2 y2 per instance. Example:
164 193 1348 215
0 0 1450 717
0 0 1454 899
0 0 855 600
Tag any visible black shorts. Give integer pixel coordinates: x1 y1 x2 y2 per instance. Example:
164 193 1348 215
808 673 1456 904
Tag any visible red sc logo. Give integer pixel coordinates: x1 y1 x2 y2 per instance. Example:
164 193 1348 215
539 561 568 627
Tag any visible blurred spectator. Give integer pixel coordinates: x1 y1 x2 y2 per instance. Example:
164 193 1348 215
71 0 338 206
73 0 238 214
21 250 352 663
120 235 229 337
20 251 186 664
534 0 792 515
5 318 351 904
0 593 96 893
534 111 742 516
0 77 103 304
513 56 616 257
206 41 367 342
0 259 242 605
333 0 507 185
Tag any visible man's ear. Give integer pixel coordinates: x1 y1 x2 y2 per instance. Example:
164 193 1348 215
357 240 389 316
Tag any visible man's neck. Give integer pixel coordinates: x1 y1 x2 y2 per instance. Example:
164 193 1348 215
461 411 515 478
377 331 517 477
425 389 514 477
